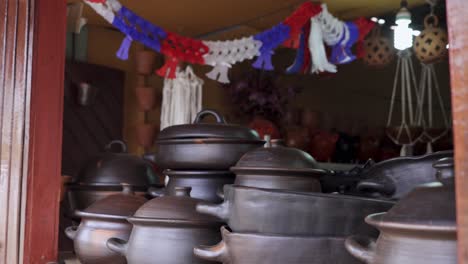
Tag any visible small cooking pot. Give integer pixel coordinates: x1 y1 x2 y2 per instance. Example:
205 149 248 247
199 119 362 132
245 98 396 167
230 137 327 191
345 158 456 264
155 109 265 170
65 184 146 264
194 226 363 264
148 170 235 203
67 140 161 211
197 185 394 236
356 150 453 199
107 187 223 264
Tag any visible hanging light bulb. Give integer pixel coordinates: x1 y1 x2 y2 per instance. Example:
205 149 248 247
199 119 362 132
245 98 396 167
394 0 413 50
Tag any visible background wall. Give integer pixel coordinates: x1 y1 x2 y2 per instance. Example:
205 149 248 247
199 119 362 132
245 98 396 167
84 26 452 155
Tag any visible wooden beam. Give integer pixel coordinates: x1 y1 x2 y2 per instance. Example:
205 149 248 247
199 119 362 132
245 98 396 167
22 0 67 262
446 0 468 263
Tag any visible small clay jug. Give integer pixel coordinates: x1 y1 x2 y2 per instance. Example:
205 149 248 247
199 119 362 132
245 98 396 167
136 50 156 75
135 87 157 111
136 123 158 148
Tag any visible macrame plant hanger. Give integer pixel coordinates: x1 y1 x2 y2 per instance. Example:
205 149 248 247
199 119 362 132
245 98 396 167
386 49 422 156
414 1 450 153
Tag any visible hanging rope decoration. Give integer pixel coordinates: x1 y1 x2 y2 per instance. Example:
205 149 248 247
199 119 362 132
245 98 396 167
386 50 423 156
362 27 395 67
83 0 375 82
413 14 448 64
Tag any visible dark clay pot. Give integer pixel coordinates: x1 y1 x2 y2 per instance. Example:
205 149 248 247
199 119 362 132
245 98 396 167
346 158 456 264
356 150 453 199
194 226 363 264
148 170 235 203
197 185 394 237
65 185 146 264
107 187 223 264
155 109 264 170
231 138 326 192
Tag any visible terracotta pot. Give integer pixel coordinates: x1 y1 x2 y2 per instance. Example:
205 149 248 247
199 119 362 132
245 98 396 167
248 116 281 139
135 87 157 111
135 50 156 75
136 123 157 148
346 158 456 264
308 131 339 162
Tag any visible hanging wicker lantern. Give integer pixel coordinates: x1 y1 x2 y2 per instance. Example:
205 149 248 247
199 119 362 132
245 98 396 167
413 14 448 64
363 28 395 67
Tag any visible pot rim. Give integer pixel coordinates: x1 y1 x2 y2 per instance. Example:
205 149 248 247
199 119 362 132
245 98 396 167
127 217 223 227
218 226 348 240
230 167 328 176
155 138 265 145
74 210 129 221
66 183 162 188
365 212 457 233
163 170 234 177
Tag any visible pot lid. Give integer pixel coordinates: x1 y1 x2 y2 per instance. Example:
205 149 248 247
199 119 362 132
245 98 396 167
367 157 455 230
231 136 323 171
131 187 221 223
75 140 160 186
157 109 261 140
76 184 147 219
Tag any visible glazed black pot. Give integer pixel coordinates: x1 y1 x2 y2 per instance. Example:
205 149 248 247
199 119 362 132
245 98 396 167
197 185 394 237
155 109 264 170
107 187 223 264
148 170 235 203
67 140 161 211
194 226 363 264
230 137 327 191
356 150 453 199
65 184 146 264
345 158 456 264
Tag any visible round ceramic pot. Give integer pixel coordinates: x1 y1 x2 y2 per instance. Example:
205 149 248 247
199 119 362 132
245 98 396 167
230 138 327 192
107 187 223 264
346 158 456 264
356 150 453 199
65 185 146 264
197 185 394 237
149 170 235 203
194 226 363 264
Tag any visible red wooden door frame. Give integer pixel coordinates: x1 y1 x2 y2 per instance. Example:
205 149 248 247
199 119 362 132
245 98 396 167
22 0 67 262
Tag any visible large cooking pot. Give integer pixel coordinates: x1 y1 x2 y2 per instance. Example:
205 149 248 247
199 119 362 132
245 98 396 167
67 140 161 211
155 109 265 170
230 137 327 191
356 150 453 199
197 184 394 236
194 226 363 264
345 158 456 264
65 184 146 264
148 170 235 203
106 187 222 264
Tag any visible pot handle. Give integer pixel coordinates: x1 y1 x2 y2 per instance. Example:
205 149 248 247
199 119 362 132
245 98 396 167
356 178 395 197
105 140 128 153
194 241 229 263
64 226 77 240
196 200 230 221
193 109 226 124
148 186 166 197
107 237 128 256
344 235 376 264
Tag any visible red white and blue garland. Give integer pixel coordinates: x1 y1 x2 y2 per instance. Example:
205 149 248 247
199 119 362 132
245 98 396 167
83 0 375 83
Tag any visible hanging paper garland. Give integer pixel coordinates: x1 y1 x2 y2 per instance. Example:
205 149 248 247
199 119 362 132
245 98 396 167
83 0 373 82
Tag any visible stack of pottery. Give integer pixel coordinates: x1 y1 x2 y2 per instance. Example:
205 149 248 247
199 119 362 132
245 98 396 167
195 138 395 264
66 140 161 213
346 157 456 264
150 109 265 203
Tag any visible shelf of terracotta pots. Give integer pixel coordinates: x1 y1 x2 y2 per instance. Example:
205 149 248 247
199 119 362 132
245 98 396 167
135 50 156 75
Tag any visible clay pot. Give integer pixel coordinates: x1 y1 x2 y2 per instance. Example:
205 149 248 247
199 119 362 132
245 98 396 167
308 131 339 162
248 116 281 139
136 123 158 148
135 50 156 75
135 87 157 111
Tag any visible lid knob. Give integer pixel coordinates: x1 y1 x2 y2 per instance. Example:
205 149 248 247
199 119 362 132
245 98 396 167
174 186 192 197
264 135 272 148
121 183 135 195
